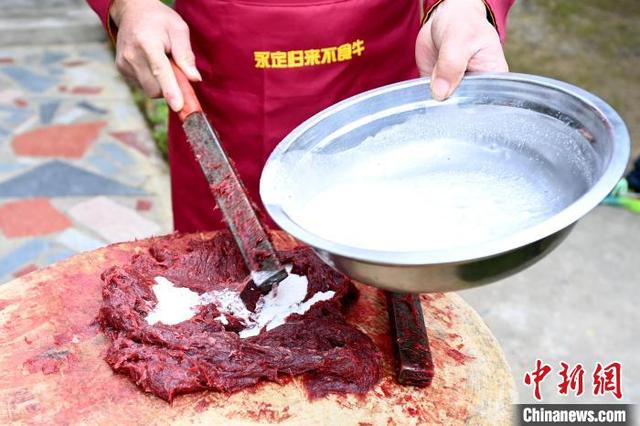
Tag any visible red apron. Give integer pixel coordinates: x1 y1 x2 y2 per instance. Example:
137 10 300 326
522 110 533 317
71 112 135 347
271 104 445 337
170 0 421 232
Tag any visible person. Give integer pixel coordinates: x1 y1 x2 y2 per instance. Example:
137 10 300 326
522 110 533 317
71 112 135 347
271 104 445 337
87 0 514 233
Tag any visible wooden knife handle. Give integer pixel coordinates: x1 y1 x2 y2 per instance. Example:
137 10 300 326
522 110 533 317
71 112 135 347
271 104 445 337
170 60 202 122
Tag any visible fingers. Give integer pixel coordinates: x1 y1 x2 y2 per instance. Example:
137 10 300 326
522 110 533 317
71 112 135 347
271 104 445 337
114 49 137 82
113 0 200 113
467 42 509 73
168 20 202 82
418 0 510 102
117 37 184 112
116 38 165 100
428 27 508 101
143 44 184 111
430 35 473 101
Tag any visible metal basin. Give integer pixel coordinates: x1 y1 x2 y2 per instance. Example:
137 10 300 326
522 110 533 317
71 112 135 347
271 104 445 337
260 74 630 293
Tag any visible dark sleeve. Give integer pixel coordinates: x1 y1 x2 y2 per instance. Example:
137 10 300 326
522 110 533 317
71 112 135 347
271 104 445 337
86 0 117 41
422 0 516 43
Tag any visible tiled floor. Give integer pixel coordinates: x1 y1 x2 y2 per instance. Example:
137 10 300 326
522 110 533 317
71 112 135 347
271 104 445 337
0 43 172 283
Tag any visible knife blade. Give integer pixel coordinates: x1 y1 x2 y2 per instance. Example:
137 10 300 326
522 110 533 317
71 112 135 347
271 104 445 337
170 60 288 310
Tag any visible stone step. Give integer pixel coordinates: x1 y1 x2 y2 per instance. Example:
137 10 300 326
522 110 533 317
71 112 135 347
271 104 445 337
0 6 105 47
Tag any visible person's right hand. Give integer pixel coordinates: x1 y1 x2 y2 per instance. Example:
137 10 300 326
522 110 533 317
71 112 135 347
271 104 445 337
110 0 202 111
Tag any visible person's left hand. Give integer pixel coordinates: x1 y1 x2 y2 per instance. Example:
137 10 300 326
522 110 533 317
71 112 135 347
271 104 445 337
415 0 508 101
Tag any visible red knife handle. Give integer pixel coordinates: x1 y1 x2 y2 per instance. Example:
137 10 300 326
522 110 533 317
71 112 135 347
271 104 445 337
170 60 202 122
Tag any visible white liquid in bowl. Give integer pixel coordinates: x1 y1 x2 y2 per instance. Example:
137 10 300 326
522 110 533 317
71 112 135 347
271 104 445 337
290 168 554 252
281 109 597 252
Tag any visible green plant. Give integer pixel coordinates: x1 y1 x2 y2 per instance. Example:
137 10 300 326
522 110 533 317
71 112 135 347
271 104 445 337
132 88 169 160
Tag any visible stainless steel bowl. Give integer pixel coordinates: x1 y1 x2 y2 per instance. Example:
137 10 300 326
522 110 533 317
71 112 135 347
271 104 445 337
261 74 630 293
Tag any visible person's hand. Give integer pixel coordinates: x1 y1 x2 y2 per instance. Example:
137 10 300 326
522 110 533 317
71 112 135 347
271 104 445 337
110 0 202 111
415 0 508 101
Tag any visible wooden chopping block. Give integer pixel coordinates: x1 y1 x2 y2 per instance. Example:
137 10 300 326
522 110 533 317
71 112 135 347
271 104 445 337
0 231 515 425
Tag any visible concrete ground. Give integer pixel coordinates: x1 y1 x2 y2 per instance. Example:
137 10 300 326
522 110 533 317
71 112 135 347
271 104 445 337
1 0 637 409
504 0 640 160
461 206 639 404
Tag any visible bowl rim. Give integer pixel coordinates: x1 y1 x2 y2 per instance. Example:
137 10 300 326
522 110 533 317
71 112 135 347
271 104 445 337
260 73 630 266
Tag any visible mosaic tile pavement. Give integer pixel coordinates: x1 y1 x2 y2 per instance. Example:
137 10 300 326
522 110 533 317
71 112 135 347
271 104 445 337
0 43 172 284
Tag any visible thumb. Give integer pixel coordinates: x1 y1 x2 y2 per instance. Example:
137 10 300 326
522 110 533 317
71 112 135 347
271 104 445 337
415 23 438 77
430 40 473 101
